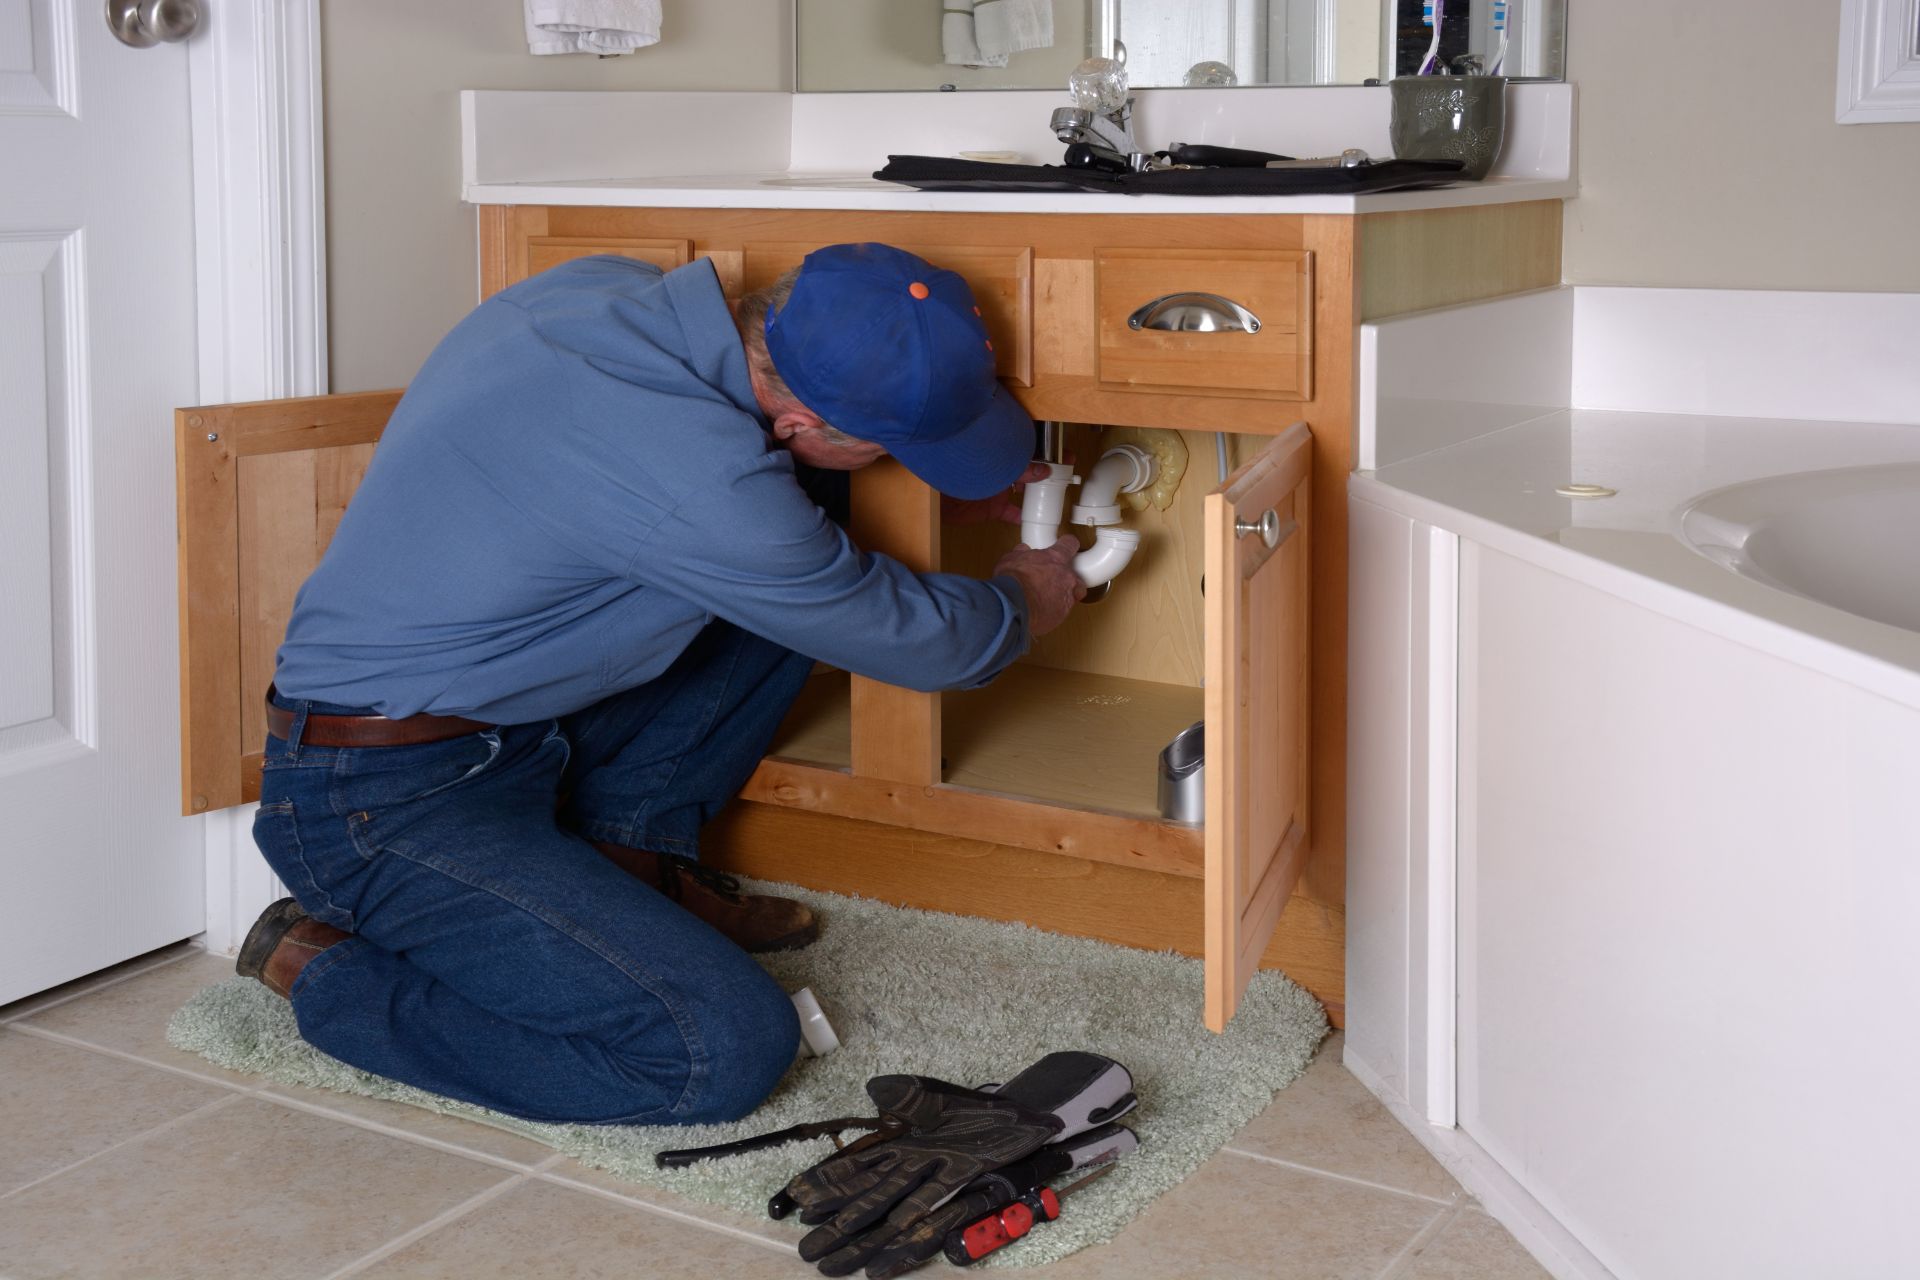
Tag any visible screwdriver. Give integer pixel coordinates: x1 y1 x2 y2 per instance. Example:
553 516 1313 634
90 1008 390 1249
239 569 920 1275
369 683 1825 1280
942 1162 1116 1266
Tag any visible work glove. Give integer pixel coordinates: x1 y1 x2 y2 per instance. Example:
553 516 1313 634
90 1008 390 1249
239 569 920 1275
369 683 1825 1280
856 1122 1139 1280
786 1074 1062 1277
858 1177 1028 1280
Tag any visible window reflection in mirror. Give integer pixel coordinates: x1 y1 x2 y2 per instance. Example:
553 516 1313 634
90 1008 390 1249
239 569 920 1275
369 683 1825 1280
796 0 1566 92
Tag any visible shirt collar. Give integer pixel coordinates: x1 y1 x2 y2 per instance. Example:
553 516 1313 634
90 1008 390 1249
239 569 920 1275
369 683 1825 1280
664 258 765 426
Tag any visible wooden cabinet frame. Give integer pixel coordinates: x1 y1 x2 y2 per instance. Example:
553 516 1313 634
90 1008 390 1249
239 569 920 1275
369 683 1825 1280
177 201 1562 1028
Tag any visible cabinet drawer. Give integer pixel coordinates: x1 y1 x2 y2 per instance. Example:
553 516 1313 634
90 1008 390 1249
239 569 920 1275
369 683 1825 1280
1095 248 1313 400
738 241 1033 387
525 236 691 276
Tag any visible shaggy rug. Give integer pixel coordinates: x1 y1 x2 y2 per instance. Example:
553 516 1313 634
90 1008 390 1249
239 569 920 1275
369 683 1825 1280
168 881 1326 1267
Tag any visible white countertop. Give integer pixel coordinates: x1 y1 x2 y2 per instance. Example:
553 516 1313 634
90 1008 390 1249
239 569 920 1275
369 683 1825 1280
462 171 1576 216
1352 409 1920 709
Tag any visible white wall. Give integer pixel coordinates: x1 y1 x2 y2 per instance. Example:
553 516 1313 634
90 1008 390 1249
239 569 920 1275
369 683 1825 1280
320 0 791 392
1563 0 1920 292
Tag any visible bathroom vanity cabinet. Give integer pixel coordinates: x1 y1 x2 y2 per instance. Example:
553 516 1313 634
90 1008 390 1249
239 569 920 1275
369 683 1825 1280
174 200 1561 1028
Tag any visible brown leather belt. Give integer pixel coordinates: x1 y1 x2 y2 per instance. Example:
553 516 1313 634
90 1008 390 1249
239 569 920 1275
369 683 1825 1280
265 685 490 748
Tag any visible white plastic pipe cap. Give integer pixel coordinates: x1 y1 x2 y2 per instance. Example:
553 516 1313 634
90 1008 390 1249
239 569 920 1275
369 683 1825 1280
791 987 840 1057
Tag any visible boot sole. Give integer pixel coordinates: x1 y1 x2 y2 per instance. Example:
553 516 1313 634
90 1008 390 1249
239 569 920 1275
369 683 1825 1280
235 897 307 980
743 918 822 953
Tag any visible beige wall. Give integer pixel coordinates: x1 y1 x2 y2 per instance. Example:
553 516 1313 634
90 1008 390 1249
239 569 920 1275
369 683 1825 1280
798 0 1089 92
1564 0 1920 291
320 0 791 392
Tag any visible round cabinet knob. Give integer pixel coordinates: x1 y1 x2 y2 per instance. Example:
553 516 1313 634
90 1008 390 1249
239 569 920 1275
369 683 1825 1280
107 0 200 49
1235 509 1283 548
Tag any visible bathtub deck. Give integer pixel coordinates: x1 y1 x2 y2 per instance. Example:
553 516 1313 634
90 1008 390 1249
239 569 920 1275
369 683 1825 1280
1352 409 1920 711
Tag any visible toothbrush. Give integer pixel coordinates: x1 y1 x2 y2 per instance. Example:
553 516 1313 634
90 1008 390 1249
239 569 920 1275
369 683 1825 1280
1489 0 1509 75
1418 0 1446 75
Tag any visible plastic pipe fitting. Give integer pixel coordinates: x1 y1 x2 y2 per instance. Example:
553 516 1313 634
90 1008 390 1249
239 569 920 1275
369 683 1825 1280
1019 461 1079 549
1070 445 1156 527
1073 526 1142 589
791 987 840 1057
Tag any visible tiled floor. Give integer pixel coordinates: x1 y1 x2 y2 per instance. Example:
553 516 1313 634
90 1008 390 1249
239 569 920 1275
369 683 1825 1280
0 943 1548 1280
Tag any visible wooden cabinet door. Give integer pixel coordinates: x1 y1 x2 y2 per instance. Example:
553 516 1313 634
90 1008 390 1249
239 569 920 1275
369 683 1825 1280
1203 422 1313 1030
175 391 400 815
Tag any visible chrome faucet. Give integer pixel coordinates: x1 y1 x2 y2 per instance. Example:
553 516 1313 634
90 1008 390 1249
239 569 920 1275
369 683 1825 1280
1049 100 1140 171
1051 56 1149 173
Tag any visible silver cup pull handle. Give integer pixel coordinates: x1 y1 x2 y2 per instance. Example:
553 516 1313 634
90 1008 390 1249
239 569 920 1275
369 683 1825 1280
1235 509 1293 548
1127 292 1261 334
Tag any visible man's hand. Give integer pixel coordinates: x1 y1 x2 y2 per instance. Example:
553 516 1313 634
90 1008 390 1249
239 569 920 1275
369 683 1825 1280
940 461 1053 526
993 535 1084 637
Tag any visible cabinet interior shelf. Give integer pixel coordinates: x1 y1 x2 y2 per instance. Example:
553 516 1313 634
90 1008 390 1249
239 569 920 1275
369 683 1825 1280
769 664 1202 818
750 664 1205 878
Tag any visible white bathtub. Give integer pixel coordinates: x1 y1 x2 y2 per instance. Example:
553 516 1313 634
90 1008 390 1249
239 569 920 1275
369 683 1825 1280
1348 409 1920 1280
1682 462 1920 636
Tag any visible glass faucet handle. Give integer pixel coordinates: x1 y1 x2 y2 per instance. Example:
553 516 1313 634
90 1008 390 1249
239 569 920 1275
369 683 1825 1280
1068 57 1129 114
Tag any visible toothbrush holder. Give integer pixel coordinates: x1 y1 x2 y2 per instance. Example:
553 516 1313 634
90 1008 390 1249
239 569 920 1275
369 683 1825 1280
1387 75 1508 180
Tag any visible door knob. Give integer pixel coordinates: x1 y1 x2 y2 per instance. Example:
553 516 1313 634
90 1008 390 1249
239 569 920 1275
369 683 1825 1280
107 0 200 48
1234 508 1292 548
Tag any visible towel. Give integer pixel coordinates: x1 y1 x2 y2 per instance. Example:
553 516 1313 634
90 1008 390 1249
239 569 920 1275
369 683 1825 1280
942 0 1053 69
525 0 661 56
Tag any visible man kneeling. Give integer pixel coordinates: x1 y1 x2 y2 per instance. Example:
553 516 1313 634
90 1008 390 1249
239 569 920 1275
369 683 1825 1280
237 244 1083 1124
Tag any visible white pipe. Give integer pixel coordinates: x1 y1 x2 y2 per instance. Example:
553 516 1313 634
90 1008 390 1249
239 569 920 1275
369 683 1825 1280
1073 527 1141 589
1070 445 1154 527
1019 461 1078 548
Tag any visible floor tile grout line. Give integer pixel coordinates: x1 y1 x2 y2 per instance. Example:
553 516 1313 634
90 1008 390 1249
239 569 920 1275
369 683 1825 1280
0 1092 245 1205
253 1087 551 1175
319 1169 530 1280
533 1168 796 1255
3 1021 270 1093
1219 1146 1462 1207
0 945 204 1025
1375 1201 1463 1280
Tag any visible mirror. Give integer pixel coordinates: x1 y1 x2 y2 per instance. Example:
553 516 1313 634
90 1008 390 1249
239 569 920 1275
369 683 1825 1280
796 0 1566 92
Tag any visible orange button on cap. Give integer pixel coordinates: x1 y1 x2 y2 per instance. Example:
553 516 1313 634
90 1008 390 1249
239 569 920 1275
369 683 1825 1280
908 281 930 299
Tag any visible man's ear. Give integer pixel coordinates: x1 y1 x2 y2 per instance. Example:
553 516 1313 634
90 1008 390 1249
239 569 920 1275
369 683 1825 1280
769 408 825 442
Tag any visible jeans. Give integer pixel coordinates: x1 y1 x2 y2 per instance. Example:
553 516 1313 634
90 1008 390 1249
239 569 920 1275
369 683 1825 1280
253 621 814 1125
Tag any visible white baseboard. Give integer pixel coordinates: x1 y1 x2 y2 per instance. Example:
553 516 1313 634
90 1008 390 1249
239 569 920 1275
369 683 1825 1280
202 806 282 956
1343 1046 1619 1280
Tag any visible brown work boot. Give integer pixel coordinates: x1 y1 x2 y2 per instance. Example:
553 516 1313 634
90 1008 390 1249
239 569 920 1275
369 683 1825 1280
590 842 819 952
235 898 351 999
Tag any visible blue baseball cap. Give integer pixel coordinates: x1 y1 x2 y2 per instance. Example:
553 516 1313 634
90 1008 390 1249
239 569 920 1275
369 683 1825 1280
763 243 1034 500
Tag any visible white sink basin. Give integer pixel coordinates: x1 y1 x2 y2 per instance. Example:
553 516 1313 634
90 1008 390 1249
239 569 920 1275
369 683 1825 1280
1680 463 1920 635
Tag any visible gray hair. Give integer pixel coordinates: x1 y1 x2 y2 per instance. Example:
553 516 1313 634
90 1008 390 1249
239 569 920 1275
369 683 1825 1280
735 268 801 406
735 267 859 446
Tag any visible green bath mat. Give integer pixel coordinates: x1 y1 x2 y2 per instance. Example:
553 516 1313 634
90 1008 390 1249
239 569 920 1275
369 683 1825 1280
168 881 1326 1267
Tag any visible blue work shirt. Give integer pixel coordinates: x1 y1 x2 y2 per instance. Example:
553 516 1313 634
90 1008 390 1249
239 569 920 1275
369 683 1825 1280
273 255 1030 723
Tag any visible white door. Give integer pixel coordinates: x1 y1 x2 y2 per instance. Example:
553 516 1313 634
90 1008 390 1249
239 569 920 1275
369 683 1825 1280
0 0 203 1002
